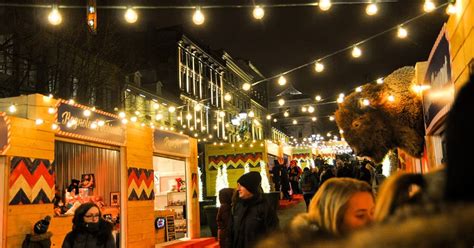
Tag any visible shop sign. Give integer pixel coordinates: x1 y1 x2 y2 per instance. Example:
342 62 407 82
0 113 9 154
56 101 125 145
154 130 190 156
423 25 455 134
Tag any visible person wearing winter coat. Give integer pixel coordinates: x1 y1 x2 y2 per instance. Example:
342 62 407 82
299 167 319 210
22 216 52 248
227 172 279 248
62 202 115 248
280 163 292 200
217 188 235 248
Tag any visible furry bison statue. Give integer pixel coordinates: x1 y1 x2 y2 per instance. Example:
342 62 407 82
335 66 425 162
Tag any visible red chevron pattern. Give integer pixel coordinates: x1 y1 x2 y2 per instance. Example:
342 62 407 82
9 157 55 205
293 153 311 160
208 152 263 170
127 167 154 201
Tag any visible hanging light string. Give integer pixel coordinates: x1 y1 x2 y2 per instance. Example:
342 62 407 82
252 2 449 86
0 1 399 10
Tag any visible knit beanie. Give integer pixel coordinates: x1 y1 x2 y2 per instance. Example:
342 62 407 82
34 216 51 234
237 171 261 195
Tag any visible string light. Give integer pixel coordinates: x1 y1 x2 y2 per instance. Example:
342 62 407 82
193 7 205 25
219 111 226 118
278 75 287 86
98 120 105 127
397 26 408 39
242 83 251 91
121 119 129 124
329 116 335 121
315 95 322 102
293 119 297 125
168 106 176 113
35 119 44 125
423 0 436 13
224 93 232 101
68 99 75 105
446 3 457 15
153 103 160 109
362 99 370 106
376 78 384 84
51 123 58 130
118 112 126 119
48 107 55 114
301 106 307 112
314 61 324 73
308 106 315 113
48 5 62 25
278 99 285 106
319 0 332 11
388 95 395 102
248 111 255 118
124 7 138 23
273 119 277 123
253 6 265 19
131 116 138 122
352 46 362 58
186 113 193 120
355 86 362 92
266 115 272 120
194 104 202 111
366 3 378 16
83 109 91 117
284 111 289 117
90 122 98 129
312 117 317 122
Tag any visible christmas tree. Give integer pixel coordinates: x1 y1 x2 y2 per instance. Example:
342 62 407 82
215 164 229 207
198 167 204 202
260 161 271 193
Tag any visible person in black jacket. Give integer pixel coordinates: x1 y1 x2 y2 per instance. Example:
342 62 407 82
62 202 115 248
271 160 282 192
217 188 235 248
22 216 52 248
228 172 279 248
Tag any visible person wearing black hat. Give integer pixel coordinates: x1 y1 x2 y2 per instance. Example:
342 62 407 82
22 216 53 248
227 171 279 248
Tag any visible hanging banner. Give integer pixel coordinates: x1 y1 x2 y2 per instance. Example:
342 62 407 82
423 25 455 134
56 100 125 146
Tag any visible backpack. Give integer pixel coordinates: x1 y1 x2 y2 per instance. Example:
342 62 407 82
301 174 314 193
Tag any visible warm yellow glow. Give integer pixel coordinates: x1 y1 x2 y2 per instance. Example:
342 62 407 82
83 109 91 117
68 99 75 105
194 133 198 137
314 62 324 73
131 116 138 122
273 118 277 123
278 75 287 86
168 106 176 113
337 97 344 103
124 7 138 23
48 6 62 25
315 95 322 102
446 4 458 15
278 99 285 106
35 119 44 125
423 0 436 13
248 111 255 118
224 93 232 101
388 95 395 102
301 106 307 112
397 26 408 39
352 46 362 58
195 104 202 111
186 113 193 120
242 83 251 91
355 86 362 92
292 119 298 125
266 114 272 120
308 106 315 113
284 111 289 117
121 119 128 124
376 78 384 84
209 134 213 138
412 84 431 94
51 123 58 130
90 122 98 129
219 111 226 118
155 113 163 120
98 120 105 127
339 129 344 134
329 116 335 121
362 99 370 106
319 0 332 11
119 112 126 119
253 6 265 19
193 8 205 25
153 103 160 109
48 107 55 114
312 117 317 122
366 3 378 16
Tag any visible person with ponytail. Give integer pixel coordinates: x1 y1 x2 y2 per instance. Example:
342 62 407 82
62 202 115 248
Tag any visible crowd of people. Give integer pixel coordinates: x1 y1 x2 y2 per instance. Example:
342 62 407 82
217 75 474 248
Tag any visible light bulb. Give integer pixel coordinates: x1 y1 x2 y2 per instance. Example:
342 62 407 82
446 4 457 15
397 26 408 39
376 78 384 84
98 120 105 127
51 123 58 130
273 119 277 123
35 119 44 125
319 0 332 11
121 119 128 124
193 8 205 25
124 7 138 23
83 109 91 117
248 111 255 118
131 116 138 122
278 76 287 86
118 112 126 119
168 106 176 113
219 111 226 118
352 46 362 58
314 62 324 73
293 120 298 125
224 93 232 101
278 99 285 106
90 122 98 129
424 0 436 13
329 116 335 121
242 83 251 91
153 103 160 109
308 106 315 113
68 99 75 105
253 6 265 20
302 106 307 112
315 95 322 102
337 97 344 103
266 115 272 120
155 114 163 120
362 99 370 106
388 95 395 102
195 104 202 111
284 112 289 117
48 107 55 114
312 117 317 122
366 3 378 16
186 113 193 120
356 86 363 93
48 6 62 25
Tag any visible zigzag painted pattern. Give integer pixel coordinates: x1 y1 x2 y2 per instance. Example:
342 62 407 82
127 167 154 201
293 153 312 160
9 157 55 205
208 152 263 170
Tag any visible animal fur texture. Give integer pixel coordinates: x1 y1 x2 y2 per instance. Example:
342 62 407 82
335 66 425 162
